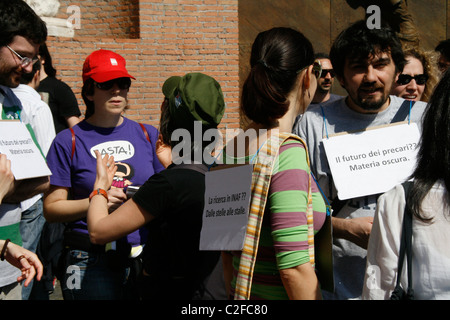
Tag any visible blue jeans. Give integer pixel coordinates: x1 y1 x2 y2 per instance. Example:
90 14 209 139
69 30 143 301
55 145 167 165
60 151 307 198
61 249 129 300
20 198 45 300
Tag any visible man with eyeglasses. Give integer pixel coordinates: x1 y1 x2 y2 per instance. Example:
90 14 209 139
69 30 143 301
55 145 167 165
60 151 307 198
0 0 49 300
293 20 427 300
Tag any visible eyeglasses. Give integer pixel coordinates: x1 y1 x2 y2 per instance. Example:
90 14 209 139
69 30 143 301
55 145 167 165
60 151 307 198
6 45 38 68
297 60 322 79
396 74 428 85
320 69 335 78
95 77 131 90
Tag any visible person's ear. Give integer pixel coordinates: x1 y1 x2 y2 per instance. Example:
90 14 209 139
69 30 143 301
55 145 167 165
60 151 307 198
302 65 312 90
336 74 346 89
33 70 40 82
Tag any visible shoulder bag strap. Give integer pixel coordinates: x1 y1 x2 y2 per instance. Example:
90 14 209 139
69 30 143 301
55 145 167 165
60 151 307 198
391 181 414 299
70 127 75 161
403 182 414 298
391 100 415 124
139 123 151 144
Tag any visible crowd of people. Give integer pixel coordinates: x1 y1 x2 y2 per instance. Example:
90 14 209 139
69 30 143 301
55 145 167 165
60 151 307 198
0 0 449 301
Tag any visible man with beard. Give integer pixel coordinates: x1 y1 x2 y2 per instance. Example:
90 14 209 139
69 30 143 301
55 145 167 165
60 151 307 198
0 0 49 299
293 20 427 300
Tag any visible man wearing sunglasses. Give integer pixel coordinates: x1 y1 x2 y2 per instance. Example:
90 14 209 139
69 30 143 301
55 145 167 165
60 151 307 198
0 0 49 300
294 20 427 300
292 53 341 130
310 53 341 107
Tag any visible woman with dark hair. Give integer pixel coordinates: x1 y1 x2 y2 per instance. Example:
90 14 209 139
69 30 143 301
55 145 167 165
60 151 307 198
363 70 450 300
43 49 164 300
222 27 327 300
37 43 81 133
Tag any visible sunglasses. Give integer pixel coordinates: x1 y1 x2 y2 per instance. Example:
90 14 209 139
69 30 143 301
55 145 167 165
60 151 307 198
312 60 322 79
297 60 322 79
95 77 131 90
320 69 335 78
396 74 428 85
6 45 39 68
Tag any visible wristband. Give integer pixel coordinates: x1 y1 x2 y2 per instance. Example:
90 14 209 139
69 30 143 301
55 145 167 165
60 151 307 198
1 239 10 261
89 188 108 202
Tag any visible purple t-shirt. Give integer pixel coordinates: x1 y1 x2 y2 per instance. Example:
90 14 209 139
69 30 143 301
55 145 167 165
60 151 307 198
46 117 165 246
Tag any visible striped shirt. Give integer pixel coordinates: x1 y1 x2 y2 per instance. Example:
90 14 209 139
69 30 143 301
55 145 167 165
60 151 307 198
228 139 326 299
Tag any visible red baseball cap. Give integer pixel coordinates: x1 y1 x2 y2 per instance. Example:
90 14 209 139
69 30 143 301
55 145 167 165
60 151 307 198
82 49 135 83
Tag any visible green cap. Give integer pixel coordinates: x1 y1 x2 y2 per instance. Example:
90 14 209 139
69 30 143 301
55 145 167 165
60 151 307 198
162 73 225 130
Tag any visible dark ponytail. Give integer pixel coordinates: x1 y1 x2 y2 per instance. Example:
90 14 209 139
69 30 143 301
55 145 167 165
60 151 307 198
241 27 314 127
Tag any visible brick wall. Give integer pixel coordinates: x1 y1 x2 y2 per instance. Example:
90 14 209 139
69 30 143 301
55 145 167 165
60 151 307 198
56 0 140 39
44 0 240 131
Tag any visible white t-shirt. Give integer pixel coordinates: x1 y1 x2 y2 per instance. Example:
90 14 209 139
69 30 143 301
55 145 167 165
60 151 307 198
12 84 56 211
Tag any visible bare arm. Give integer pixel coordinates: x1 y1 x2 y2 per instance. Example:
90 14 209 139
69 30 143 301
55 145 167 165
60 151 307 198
332 216 373 249
0 239 43 287
87 151 154 244
43 185 89 222
3 176 49 204
0 154 15 204
43 184 127 223
279 263 322 300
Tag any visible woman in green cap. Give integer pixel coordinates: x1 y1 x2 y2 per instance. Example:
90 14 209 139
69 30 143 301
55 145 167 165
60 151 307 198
86 72 226 300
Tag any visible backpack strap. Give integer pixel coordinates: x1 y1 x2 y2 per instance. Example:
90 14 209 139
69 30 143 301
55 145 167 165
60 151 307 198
233 132 314 300
391 100 415 124
70 128 75 161
139 123 151 145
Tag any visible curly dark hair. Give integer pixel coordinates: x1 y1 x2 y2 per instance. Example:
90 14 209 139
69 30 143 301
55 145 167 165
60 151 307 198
0 0 47 47
330 20 406 79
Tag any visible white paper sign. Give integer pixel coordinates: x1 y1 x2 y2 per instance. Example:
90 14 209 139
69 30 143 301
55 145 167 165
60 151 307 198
200 164 252 251
0 121 52 180
322 123 420 200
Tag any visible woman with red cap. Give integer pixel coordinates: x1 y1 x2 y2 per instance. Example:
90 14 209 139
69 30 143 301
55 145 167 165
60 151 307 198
43 49 165 300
